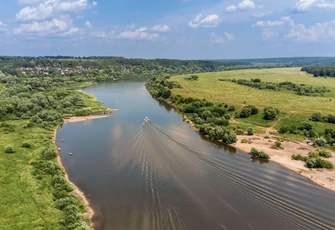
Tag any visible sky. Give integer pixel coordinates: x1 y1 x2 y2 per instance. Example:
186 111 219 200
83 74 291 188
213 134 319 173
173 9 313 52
0 0 335 59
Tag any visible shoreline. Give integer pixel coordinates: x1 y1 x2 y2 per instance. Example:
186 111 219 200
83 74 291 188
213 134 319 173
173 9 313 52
53 114 116 229
185 117 335 193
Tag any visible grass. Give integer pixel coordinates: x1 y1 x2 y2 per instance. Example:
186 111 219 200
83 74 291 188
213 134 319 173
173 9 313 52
0 87 106 229
172 68 335 115
0 121 62 229
171 67 335 139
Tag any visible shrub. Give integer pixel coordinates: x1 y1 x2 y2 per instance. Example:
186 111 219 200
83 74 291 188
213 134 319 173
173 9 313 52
308 150 319 158
291 154 307 161
22 142 32 148
274 141 283 149
251 147 270 159
4 145 15 153
314 137 327 147
247 127 254 136
318 149 332 158
40 148 57 160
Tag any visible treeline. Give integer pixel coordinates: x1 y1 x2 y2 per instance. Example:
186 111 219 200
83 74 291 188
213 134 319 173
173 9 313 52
301 66 335 77
146 77 238 144
219 78 330 96
0 56 247 82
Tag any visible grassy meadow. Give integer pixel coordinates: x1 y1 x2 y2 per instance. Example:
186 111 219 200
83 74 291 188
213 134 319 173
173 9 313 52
171 67 335 135
0 121 62 229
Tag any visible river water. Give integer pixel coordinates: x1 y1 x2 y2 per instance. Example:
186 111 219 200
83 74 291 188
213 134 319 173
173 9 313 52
56 81 335 230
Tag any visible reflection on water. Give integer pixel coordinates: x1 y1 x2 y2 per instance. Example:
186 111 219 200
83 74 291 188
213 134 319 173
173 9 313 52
56 81 335 230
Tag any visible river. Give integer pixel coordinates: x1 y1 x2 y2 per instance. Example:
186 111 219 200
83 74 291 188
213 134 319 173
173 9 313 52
56 81 335 230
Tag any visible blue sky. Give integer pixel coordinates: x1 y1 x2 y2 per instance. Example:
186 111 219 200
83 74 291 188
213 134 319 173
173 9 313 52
0 0 334 59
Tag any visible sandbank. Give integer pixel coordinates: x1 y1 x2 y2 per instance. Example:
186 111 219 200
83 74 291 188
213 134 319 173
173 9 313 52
185 117 335 193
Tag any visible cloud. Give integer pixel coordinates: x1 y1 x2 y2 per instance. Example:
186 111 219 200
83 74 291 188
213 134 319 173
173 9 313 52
253 16 335 42
253 20 284 27
151 25 170 32
209 32 234 44
0 21 8 33
85 21 92 28
252 10 272 17
16 0 97 21
188 14 222 28
93 27 164 41
285 19 335 41
13 15 82 37
117 27 162 40
226 0 260 12
292 0 335 12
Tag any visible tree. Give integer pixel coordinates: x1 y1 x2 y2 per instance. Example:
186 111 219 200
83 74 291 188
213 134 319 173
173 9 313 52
264 107 277 120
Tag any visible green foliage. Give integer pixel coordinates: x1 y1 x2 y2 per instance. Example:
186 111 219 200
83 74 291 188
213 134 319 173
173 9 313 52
21 142 32 148
247 127 254 135
251 147 270 159
264 107 279 120
318 149 332 158
274 141 283 149
291 154 307 161
4 144 15 153
239 105 258 118
314 137 327 147
300 120 313 131
40 148 57 160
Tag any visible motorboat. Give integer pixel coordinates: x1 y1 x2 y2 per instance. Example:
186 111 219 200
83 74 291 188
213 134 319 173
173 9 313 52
144 117 149 122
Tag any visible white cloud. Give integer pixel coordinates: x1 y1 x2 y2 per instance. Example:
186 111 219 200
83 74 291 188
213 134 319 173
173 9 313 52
285 19 335 41
253 16 335 42
292 0 335 12
16 0 97 21
210 32 234 44
117 27 162 41
151 25 170 32
0 21 6 27
252 10 272 17
226 0 259 12
85 21 92 28
188 14 222 28
253 20 284 27
13 15 82 37
0 21 8 33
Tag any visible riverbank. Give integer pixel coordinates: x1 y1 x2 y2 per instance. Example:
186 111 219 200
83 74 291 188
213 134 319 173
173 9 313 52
233 134 335 192
53 113 117 229
184 117 335 192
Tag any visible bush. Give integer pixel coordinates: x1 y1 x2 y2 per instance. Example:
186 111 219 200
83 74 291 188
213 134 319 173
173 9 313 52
314 137 327 147
247 127 254 135
264 107 278 120
4 145 15 153
40 148 57 160
291 154 307 161
251 147 270 159
22 142 32 148
318 149 332 158
274 141 283 149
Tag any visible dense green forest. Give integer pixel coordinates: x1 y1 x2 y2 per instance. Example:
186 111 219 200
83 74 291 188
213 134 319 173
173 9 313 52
301 65 335 77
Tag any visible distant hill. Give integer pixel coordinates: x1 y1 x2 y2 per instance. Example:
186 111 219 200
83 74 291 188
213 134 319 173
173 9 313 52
221 57 335 66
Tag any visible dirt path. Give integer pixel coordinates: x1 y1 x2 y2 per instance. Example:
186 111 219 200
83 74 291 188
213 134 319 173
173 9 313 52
265 111 295 136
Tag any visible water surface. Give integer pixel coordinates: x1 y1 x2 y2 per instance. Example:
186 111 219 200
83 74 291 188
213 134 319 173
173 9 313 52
56 81 335 230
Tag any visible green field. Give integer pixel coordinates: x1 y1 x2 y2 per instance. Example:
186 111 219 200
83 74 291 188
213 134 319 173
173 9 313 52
170 67 335 137
0 121 63 229
172 68 335 115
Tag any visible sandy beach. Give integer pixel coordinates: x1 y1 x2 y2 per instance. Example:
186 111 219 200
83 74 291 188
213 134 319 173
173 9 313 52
233 134 335 192
185 117 335 193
